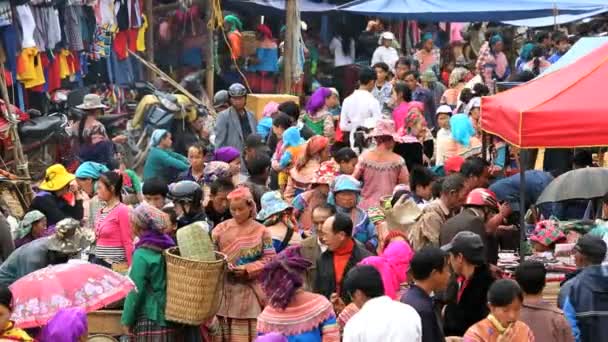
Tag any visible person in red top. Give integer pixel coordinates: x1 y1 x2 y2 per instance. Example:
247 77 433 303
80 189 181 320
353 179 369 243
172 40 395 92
314 213 372 314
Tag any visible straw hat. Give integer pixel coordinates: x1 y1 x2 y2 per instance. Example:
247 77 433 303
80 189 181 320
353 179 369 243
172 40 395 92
39 164 75 192
76 94 108 110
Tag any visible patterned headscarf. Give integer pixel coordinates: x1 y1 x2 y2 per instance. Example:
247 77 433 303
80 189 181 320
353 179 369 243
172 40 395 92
530 220 566 247
204 161 232 183
131 202 169 232
227 186 257 218
214 146 240 163
260 246 312 310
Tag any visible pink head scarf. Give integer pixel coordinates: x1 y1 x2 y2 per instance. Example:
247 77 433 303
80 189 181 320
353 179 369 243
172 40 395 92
359 240 414 299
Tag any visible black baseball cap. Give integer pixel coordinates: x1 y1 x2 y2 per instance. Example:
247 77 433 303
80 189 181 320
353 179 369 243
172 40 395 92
575 235 607 262
441 231 485 265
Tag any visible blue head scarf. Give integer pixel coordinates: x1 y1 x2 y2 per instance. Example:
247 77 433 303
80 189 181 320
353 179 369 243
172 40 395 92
75 161 109 180
282 127 305 147
450 114 476 148
150 129 168 147
328 175 361 206
519 43 535 62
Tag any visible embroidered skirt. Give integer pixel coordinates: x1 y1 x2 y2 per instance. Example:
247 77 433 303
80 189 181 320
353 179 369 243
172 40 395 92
130 318 180 342
216 316 256 342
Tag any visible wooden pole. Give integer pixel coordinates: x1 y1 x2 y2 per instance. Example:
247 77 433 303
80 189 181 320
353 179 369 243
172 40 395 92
144 0 155 81
205 0 215 99
284 0 296 93
0 72 29 179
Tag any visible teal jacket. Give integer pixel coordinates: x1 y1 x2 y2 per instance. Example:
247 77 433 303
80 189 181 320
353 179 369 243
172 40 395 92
143 147 189 182
121 247 169 327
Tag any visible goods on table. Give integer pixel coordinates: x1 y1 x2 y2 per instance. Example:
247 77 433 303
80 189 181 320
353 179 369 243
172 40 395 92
164 248 226 325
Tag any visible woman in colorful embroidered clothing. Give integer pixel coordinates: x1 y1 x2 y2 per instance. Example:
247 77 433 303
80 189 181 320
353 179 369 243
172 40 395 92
0 286 32 341
258 191 302 253
354 119 409 210
212 187 277 341
464 279 534 342
299 87 336 140
257 246 340 342
285 136 331 202
91 171 133 268
121 203 179 341
329 175 377 252
293 160 340 235
394 105 428 171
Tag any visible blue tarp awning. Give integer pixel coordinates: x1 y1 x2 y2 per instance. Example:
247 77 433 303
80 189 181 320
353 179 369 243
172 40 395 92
503 7 608 27
541 37 608 76
226 0 337 14
337 0 606 22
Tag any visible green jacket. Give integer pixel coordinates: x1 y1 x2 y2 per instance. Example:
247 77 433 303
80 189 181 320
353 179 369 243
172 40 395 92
143 147 189 183
121 247 168 327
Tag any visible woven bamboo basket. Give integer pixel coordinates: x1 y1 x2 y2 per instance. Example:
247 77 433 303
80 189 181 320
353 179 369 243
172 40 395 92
164 247 227 325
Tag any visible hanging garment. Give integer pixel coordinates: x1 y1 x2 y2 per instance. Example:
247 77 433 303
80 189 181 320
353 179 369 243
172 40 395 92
16 4 37 48
96 0 116 26
136 14 147 52
32 5 62 51
16 47 46 88
0 2 13 27
63 5 84 51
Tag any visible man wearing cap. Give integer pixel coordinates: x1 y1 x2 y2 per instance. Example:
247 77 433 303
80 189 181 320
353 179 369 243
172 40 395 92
442 231 496 337
440 188 501 264
371 32 399 73
559 235 608 341
0 218 92 286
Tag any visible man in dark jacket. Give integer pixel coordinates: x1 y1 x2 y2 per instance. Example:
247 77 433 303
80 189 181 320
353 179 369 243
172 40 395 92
301 204 335 291
441 231 496 337
314 212 372 306
402 247 451 342
560 235 608 341
440 188 501 264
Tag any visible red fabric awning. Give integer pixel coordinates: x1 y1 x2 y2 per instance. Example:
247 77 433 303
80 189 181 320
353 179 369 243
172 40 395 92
480 42 608 148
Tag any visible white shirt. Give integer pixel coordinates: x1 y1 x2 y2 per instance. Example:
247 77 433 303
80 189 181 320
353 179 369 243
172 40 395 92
435 127 452 166
371 46 399 72
343 296 422 342
339 89 382 133
329 37 356 67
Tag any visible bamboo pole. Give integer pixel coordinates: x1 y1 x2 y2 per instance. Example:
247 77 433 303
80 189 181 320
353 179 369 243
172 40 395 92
0 72 29 179
145 0 154 81
204 0 215 99
283 0 296 93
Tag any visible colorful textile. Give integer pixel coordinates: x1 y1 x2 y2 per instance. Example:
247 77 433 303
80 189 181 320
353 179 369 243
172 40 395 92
463 317 535 342
359 240 414 299
392 102 410 131
299 111 334 138
530 220 566 247
353 155 409 210
130 317 179 341
16 47 45 89
367 206 385 224
211 218 276 318
337 206 378 251
94 203 133 265
204 161 232 183
217 316 256 342
215 146 241 163
257 291 340 342
311 160 340 185
131 202 169 232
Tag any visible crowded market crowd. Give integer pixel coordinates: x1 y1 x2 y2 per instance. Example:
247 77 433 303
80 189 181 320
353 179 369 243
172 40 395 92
0 12 607 342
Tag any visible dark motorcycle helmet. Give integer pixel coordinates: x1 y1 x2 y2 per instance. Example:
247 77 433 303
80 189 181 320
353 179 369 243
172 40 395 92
228 83 247 97
168 180 203 207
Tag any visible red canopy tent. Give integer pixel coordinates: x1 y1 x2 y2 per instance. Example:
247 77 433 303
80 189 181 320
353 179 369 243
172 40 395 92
481 41 608 148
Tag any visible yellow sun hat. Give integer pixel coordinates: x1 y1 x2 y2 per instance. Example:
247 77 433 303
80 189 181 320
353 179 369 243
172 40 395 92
39 164 76 191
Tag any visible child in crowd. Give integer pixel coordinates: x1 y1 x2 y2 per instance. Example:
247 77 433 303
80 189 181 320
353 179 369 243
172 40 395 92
285 136 331 202
0 287 32 341
329 175 378 252
409 166 436 208
334 147 358 175
293 160 340 235
273 126 306 193
205 178 234 227
142 177 169 210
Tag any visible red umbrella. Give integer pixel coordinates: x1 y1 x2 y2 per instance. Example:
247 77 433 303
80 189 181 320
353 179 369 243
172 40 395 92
481 41 608 148
9 262 135 328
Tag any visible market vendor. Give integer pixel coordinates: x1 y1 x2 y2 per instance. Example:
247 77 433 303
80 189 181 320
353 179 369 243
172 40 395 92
529 220 567 253
75 94 125 169
29 164 84 227
0 218 91 286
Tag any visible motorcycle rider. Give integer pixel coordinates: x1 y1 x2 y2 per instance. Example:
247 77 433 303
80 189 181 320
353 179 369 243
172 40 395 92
213 83 257 156
167 180 211 229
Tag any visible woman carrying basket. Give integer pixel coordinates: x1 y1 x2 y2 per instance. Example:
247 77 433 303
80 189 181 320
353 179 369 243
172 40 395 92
121 203 179 340
212 186 277 341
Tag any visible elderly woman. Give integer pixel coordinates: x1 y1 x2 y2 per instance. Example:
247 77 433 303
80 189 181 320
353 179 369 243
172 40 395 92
212 187 276 341
257 246 340 341
441 67 469 107
299 87 335 139
14 211 47 248
121 203 178 340
75 94 124 169
285 136 330 202
257 191 302 253
30 164 84 227
143 129 189 183
75 161 109 230
355 119 409 210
